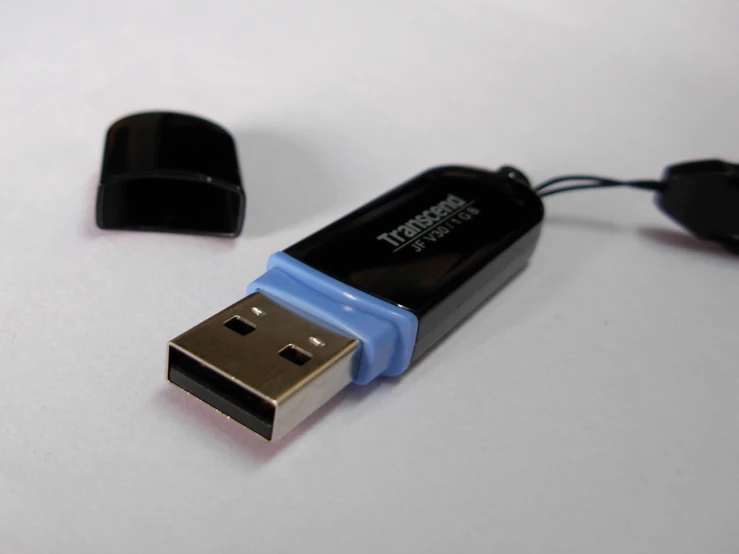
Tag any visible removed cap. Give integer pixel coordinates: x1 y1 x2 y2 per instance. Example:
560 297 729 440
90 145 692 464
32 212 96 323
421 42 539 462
96 111 245 237
657 159 739 253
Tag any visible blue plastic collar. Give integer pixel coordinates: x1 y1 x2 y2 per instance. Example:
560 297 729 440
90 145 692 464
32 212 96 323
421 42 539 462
247 252 418 384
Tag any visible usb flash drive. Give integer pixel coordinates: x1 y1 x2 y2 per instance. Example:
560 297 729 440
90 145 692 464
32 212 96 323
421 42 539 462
168 166 545 441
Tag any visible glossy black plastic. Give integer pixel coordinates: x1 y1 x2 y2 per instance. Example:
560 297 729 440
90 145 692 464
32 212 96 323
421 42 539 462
286 166 545 359
658 159 739 253
96 112 245 237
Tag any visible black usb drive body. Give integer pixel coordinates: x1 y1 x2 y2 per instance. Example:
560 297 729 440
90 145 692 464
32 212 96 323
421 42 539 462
286 165 545 360
169 166 544 440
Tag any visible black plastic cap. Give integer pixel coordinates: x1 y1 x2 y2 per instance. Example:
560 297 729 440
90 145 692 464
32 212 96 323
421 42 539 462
96 112 245 237
657 159 739 253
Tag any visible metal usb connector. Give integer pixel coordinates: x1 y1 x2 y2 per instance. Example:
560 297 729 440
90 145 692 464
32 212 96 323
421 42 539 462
167 292 360 441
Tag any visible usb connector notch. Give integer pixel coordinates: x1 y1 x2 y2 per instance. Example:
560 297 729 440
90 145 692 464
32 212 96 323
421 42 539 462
167 292 359 441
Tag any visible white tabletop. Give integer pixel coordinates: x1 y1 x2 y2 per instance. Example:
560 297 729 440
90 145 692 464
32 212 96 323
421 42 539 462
2 1 738 552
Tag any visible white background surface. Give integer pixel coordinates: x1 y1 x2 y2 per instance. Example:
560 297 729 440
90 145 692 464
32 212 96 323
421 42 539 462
1 1 738 552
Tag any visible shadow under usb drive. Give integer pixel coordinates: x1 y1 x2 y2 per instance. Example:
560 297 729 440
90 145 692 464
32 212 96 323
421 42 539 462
156 385 344 464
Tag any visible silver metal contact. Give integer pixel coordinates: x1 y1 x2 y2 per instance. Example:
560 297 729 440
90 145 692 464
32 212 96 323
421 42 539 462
167 293 359 441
